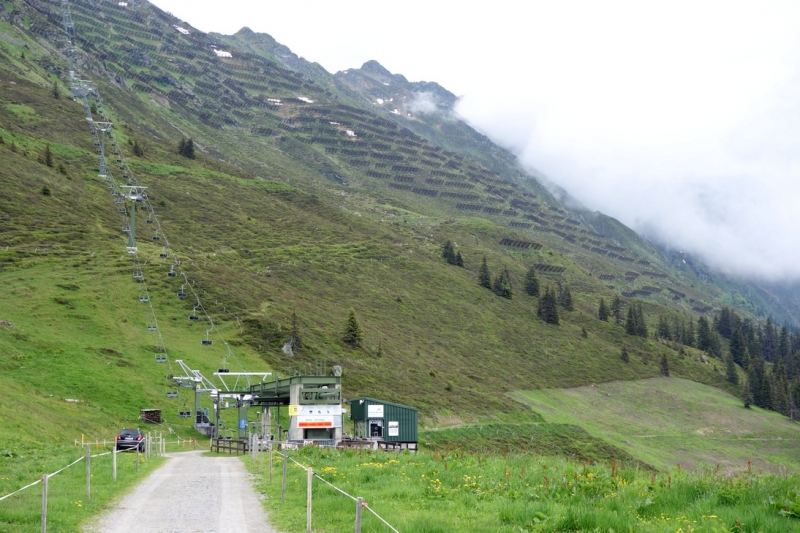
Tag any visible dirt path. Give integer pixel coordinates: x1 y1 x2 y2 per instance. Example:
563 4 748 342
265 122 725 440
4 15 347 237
83 450 279 533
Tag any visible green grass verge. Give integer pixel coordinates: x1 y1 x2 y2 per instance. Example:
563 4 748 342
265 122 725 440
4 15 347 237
243 446 800 533
0 446 164 532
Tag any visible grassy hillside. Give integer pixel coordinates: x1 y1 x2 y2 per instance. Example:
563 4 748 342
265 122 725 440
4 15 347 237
0 0 796 476
511 378 800 471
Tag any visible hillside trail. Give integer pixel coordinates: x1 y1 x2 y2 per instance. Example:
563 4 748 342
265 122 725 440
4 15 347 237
83 450 280 533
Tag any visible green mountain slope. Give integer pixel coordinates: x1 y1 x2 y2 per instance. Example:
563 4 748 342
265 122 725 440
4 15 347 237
512 378 800 470
0 0 797 459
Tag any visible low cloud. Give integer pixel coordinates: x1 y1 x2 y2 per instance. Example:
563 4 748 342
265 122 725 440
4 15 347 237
407 92 440 115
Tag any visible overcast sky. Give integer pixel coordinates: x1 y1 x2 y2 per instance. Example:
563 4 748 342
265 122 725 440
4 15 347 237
153 0 800 281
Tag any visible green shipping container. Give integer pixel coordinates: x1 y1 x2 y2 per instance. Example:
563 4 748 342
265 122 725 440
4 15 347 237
349 397 418 442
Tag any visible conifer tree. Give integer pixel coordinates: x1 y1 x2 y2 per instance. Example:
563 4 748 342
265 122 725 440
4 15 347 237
635 304 648 337
492 270 512 299
44 143 53 167
743 380 754 409
772 361 790 416
478 256 491 290
133 139 144 157
455 251 464 267
598 298 609 321
657 315 671 340
288 310 302 350
524 266 540 297
625 306 637 336
697 316 712 352
342 308 363 348
621 345 630 363
177 138 186 156
725 355 739 385
52 81 60 99
442 241 456 264
730 328 745 366
686 317 696 347
537 286 559 324
660 353 670 376
610 296 623 325
559 284 574 311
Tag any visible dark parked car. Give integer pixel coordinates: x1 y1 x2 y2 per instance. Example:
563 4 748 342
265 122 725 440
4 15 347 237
116 428 144 452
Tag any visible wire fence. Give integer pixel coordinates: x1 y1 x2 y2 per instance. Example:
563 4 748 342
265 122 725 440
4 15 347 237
259 441 401 533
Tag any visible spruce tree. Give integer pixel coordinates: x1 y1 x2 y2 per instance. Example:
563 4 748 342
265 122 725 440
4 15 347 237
52 81 60 99
743 380 753 409
44 143 53 168
725 355 739 385
610 296 623 325
524 266 540 297
183 138 195 159
657 315 671 340
133 139 144 157
455 251 464 267
177 138 186 156
342 308 363 348
621 346 630 363
625 306 637 336
697 316 712 352
560 284 574 311
660 354 670 377
537 286 559 324
493 271 512 299
288 310 302 350
442 241 456 264
635 303 648 337
598 298 609 321
478 256 491 290
730 328 745 366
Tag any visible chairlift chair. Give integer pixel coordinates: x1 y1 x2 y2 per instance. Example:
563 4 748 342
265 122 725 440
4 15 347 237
159 249 168 258
177 285 187 299
139 293 149 303
201 330 212 346
167 264 177 277
133 270 144 281
188 307 200 321
155 354 167 363
122 226 130 234
166 390 178 398
147 323 158 331
152 234 160 241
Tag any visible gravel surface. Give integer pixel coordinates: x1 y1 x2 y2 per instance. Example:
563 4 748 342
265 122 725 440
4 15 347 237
83 450 280 533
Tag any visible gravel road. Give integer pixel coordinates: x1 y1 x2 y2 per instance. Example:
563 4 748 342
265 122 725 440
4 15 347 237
83 450 279 533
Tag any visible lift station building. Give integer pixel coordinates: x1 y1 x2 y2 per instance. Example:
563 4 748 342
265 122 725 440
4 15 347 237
349 397 418 450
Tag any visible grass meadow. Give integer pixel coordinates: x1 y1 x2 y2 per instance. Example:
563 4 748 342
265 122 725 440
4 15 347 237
244 446 800 533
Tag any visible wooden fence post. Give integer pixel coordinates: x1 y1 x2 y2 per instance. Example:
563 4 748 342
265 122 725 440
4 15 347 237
355 497 363 533
112 446 117 482
41 474 48 533
268 443 273 482
281 449 288 502
85 444 91 501
136 446 140 472
307 467 313 533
